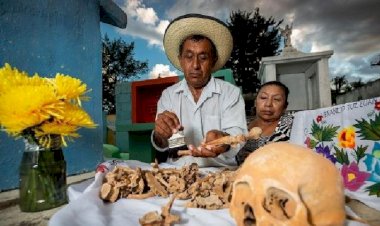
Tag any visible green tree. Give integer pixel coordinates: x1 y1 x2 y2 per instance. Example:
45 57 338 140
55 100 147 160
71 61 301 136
330 75 349 104
224 9 282 94
371 54 380 66
351 78 364 89
102 34 148 114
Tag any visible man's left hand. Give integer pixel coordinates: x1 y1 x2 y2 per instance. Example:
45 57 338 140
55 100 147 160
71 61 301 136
189 130 230 157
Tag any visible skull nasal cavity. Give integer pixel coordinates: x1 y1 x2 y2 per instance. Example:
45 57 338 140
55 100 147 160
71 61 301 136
244 204 256 226
262 187 296 220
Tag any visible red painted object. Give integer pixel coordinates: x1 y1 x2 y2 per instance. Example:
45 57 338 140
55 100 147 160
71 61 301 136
131 76 179 123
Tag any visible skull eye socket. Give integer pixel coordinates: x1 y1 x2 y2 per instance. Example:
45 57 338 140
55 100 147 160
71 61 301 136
262 187 296 220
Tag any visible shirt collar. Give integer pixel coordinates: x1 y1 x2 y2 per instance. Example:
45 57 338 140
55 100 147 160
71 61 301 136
174 76 221 96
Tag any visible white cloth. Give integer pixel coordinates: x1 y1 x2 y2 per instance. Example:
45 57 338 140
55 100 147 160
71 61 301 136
49 160 236 226
49 160 369 226
290 97 380 211
152 77 247 167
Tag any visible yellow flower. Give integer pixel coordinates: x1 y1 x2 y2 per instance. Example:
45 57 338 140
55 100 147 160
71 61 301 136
36 122 79 136
0 63 96 148
54 73 89 105
35 122 80 147
338 126 356 149
60 103 96 128
0 63 28 93
0 85 64 134
33 103 96 146
0 64 51 94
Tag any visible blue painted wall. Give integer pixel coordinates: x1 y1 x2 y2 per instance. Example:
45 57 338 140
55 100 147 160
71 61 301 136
0 0 105 190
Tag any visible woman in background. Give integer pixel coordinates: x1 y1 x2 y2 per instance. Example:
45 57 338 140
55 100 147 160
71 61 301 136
236 81 294 165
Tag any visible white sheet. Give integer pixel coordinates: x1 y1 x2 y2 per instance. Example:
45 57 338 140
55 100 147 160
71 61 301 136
49 160 368 226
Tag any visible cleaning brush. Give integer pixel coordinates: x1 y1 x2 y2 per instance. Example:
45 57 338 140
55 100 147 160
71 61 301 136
168 130 186 148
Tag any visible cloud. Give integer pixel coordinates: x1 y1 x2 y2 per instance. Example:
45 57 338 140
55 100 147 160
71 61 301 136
149 64 178 79
112 0 379 82
330 54 380 82
165 0 380 81
136 7 158 25
155 20 170 35
167 0 380 53
117 0 168 47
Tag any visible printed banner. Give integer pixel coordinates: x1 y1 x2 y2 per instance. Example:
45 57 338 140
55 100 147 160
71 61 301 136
290 97 380 211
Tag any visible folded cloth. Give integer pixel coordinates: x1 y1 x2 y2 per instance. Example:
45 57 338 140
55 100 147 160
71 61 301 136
49 160 370 226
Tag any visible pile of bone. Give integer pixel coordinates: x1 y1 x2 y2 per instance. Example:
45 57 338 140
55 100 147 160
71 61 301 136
99 161 235 210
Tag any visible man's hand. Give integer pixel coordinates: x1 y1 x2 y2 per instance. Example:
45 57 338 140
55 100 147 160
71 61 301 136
189 130 230 157
153 111 181 148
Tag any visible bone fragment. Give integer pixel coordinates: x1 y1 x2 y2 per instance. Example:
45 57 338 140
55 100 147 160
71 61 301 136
139 194 180 226
246 127 262 139
205 134 246 146
205 127 262 147
177 150 191 156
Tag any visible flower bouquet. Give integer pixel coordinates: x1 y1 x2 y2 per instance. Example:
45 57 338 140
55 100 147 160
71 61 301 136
0 63 96 212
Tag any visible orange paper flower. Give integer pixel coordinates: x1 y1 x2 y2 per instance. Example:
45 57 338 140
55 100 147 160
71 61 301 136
338 126 356 148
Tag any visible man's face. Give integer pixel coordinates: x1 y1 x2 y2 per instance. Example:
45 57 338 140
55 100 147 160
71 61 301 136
178 38 216 89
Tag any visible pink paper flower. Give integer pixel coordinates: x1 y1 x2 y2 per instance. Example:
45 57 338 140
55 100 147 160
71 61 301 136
316 115 323 123
341 162 370 191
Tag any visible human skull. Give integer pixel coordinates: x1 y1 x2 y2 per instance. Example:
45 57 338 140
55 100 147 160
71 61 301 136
230 142 345 226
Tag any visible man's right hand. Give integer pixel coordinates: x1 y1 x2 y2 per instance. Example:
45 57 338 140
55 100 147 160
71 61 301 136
153 111 181 148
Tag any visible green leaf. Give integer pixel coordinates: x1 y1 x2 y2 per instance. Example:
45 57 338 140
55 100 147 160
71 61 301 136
321 124 340 141
334 146 350 165
310 121 323 142
311 120 340 142
354 145 368 163
365 183 380 197
310 139 318 149
354 113 380 141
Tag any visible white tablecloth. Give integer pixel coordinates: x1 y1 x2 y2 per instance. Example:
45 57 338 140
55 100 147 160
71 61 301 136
49 160 368 226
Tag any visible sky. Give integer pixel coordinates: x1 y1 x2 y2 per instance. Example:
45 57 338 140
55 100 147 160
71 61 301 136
101 0 380 83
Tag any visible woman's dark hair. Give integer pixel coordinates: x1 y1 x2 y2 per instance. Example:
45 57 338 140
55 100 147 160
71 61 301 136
258 81 290 106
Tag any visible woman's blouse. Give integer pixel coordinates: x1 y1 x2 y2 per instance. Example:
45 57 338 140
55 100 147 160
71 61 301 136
235 114 294 165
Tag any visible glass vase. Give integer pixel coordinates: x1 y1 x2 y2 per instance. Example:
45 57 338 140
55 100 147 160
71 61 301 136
19 139 67 212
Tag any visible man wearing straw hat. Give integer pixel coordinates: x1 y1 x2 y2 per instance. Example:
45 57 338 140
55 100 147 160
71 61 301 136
151 14 247 167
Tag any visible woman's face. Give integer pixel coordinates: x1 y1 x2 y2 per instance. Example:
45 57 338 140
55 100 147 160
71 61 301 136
255 85 287 122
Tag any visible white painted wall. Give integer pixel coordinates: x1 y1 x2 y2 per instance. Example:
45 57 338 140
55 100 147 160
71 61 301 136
279 73 308 111
336 79 380 104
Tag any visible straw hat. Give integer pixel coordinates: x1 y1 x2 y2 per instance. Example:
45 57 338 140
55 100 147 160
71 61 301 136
163 14 233 72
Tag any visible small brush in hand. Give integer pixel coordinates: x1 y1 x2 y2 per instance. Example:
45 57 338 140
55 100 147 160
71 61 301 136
167 130 188 158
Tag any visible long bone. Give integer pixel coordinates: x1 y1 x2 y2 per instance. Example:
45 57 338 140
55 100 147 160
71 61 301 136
177 127 262 156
